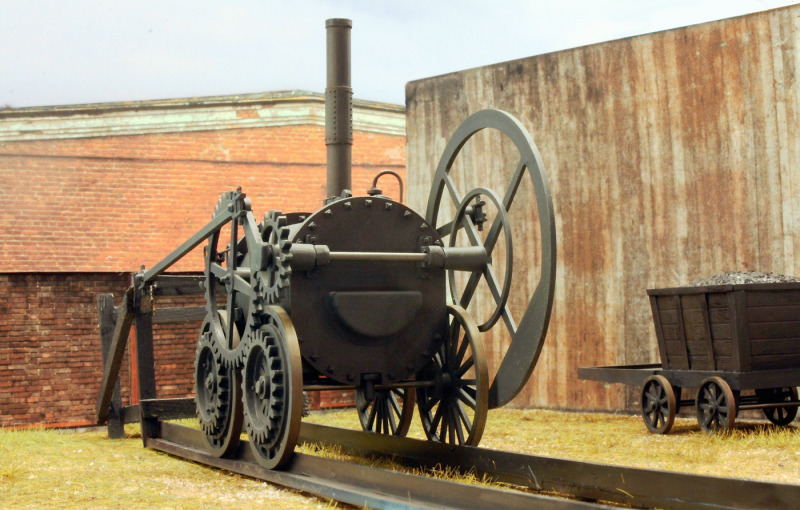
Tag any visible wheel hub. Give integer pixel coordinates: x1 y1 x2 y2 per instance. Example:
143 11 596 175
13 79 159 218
255 375 268 400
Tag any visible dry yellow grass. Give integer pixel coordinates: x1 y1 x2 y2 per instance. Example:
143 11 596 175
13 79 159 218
2 408 799 509
0 425 341 509
306 407 800 484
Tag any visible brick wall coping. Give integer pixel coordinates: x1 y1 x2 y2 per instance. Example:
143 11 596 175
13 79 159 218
0 90 405 141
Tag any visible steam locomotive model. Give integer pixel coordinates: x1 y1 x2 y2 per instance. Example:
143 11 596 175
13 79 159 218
129 19 556 469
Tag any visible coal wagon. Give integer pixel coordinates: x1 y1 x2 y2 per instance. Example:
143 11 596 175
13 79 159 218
580 282 800 433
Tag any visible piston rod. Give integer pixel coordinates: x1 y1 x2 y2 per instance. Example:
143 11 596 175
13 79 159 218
289 243 488 271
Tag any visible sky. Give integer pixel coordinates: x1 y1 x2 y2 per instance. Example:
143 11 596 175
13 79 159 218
1 0 797 109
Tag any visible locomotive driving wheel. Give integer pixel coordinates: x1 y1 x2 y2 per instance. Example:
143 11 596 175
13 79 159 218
242 306 303 469
417 305 488 446
193 312 243 457
355 387 416 437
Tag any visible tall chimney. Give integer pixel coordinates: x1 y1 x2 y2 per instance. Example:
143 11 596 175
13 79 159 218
325 18 352 198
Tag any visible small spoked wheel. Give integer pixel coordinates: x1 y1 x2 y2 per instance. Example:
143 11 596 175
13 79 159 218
355 387 416 437
242 307 303 469
696 377 737 433
757 387 799 426
416 305 488 446
640 375 677 434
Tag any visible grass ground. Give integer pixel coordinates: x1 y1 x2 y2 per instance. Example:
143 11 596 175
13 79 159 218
306 407 800 484
2 408 799 508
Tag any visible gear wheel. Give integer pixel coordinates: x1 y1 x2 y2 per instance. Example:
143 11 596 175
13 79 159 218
193 329 242 457
242 325 286 447
255 210 293 305
241 307 302 469
203 195 295 370
203 190 254 369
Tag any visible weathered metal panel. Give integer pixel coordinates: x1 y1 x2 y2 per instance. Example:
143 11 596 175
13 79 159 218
406 6 800 411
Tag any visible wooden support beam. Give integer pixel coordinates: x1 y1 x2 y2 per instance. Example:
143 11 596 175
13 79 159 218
140 398 196 420
134 285 160 443
98 294 125 438
96 287 135 425
122 404 141 424
153 306 207 324
151 275 206 296
118 399 195 424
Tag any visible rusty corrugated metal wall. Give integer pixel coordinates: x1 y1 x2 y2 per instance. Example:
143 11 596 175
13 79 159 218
406 5 800 411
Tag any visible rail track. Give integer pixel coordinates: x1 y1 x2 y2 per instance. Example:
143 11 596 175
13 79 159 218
146 418 800 509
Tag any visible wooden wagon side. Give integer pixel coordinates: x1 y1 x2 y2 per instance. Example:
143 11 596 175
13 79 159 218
647 283 800 376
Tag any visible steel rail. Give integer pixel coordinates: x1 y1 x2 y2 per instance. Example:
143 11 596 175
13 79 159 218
149 422 612 510
298 422 800 510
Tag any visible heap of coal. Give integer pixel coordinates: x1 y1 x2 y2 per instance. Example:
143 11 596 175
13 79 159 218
690 270 800 286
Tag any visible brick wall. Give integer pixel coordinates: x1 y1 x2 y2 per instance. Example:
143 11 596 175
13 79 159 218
0 271 355 428
0 125 405 273
0 272 206 427
1 101 406 426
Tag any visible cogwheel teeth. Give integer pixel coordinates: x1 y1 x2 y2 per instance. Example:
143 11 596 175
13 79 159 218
256 210 293 304
242 323 287 452
194 332 231 438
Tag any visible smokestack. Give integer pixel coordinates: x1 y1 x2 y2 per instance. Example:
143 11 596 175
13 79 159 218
325 18 352 198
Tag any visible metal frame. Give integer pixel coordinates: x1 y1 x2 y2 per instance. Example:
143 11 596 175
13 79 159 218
96 275 209 438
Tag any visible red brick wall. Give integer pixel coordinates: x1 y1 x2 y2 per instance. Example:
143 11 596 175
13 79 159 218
0 271 350 428
1 120 405 426
0 125 405 273
0 272 206 427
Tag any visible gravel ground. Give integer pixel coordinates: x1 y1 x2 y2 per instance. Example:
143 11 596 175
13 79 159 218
690 270 800 286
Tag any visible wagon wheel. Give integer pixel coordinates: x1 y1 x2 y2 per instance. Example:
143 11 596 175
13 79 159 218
425 109 556 409
640 375 677 434
696 377 738 433
756 387 799 426
242 306 303 469
194 311 243 457
355 387 416 437
416 305 488 446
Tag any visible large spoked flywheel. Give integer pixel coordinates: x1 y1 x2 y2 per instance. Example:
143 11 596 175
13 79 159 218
425 109 556 409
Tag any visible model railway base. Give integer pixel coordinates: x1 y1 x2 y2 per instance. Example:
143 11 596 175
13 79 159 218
133 408 800 510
